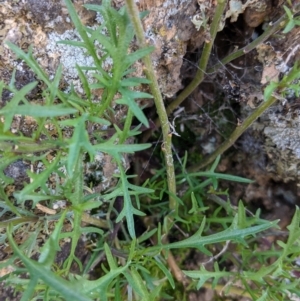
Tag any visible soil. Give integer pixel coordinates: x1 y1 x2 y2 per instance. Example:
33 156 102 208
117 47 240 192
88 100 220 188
1 0 300 300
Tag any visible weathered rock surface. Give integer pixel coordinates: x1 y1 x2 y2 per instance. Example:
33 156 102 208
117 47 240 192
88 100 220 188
1 0 300 188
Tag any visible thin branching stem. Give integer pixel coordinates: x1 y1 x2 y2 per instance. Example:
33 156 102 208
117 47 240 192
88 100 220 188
125 0 184 284
163 0 227 116
125 0 177 213
191 56 300 172
141 7 289 141
207 12 287 73
139 0 227 142
141 7 292 172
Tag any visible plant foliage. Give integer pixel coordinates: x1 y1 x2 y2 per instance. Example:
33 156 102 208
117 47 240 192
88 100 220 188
1 0 300 300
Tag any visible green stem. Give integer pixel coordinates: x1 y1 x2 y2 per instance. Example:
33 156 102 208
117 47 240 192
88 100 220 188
125 0 177 213
119 109 133 144
66 156 84 273
97 88 117 119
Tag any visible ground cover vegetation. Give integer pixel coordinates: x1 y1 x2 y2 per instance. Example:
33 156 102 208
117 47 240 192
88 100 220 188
1 0 300 300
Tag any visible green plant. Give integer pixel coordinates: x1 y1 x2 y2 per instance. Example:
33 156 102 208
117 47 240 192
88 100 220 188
1 0 300 300
283 4 300 33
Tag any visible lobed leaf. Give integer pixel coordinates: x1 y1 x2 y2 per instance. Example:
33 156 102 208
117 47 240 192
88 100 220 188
0 81 37 131
183 262 231 290
162 216 278 251
7 224 92 301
